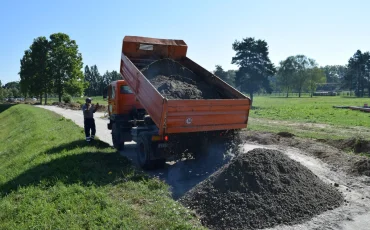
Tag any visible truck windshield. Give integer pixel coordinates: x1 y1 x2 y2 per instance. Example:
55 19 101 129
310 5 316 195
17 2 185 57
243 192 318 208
120 85 133 94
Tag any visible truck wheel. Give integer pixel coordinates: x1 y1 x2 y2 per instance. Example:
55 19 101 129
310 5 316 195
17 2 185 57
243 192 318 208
112 123 125 151
136 132 165 170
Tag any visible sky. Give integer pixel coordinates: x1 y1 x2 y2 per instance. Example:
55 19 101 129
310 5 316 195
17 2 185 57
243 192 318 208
1 0 370 84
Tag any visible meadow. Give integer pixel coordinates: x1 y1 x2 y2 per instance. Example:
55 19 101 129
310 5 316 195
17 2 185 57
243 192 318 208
0 104 204 229
248 96 370 140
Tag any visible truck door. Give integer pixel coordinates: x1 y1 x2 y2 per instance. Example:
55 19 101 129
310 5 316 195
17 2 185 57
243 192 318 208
107 84 116 116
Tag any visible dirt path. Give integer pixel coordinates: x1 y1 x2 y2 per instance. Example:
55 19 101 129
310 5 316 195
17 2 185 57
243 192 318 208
35 105 370 230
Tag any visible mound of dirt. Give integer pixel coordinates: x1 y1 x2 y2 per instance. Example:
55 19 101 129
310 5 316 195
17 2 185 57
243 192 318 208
141 58 221 99
353 159 370 176
320 138 370 155
180 148 343 230
277 131 295 138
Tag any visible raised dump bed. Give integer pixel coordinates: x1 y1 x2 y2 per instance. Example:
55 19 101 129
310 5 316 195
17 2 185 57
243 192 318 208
120 36 251 136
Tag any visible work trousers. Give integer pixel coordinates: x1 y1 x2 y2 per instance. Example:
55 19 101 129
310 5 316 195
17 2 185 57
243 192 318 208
84 118 96 138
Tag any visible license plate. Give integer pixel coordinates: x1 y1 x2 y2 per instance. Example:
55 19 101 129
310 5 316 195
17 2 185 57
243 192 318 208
157 143 168 148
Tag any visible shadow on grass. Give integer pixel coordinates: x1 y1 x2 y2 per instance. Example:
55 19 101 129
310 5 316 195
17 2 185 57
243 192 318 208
0 104 15 113
0 142 148 197
44 140 111 154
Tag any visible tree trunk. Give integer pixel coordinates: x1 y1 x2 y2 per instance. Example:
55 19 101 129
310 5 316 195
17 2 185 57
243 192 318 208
44 91 48 105
59 93 62 102
39 94 43 104
249 92 254 106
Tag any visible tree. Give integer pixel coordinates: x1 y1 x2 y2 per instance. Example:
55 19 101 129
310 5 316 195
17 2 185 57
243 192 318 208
344 50 369 97
0 80 4 101
276 55 318 97
4 81 20 90
291 55 317 97
277 57 296 97
231 37 276 102
49 33 85 102
19 37 50 104
3 81 21 98
319 65 346 92
84 65 92 96
31 36 51 104
84 67 121 96
102 70 121 87
306 67 326 97
364 52 370 97
213 65 236 86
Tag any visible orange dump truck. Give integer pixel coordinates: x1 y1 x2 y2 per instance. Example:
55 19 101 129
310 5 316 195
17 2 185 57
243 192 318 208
105 36 251 169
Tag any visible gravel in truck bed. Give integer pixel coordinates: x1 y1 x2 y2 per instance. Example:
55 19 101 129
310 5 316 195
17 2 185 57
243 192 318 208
141 58 221 99
179 148 344 230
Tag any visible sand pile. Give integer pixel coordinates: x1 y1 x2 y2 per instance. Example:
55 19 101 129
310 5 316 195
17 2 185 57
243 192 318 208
141 58 221 99
180 148 343 230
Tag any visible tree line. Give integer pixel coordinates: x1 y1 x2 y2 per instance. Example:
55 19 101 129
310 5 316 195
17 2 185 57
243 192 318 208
84 65 121 96
213 37 370 100
19 33 85 104
17 33 122 104
11 34 370 104
0 80 22 101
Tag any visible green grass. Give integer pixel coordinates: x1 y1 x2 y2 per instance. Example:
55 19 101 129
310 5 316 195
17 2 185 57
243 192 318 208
0 104 204 230
247 96 370 140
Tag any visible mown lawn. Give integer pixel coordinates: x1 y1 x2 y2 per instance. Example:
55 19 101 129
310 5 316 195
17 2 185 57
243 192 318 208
247 96 370 140
250 96 370 127
0 104 204 230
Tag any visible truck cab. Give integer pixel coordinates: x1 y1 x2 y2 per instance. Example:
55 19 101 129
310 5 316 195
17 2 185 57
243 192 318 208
105 80 145 150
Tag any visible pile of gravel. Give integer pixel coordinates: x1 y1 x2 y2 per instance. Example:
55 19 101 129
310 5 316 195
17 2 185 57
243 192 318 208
179 148 343 230
141 58 221 99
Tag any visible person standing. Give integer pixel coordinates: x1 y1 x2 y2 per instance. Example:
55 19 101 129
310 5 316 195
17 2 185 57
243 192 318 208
82 98 99 142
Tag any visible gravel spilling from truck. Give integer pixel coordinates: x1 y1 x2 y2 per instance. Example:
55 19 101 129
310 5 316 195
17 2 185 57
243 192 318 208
179 148 344 230
141 58 221 99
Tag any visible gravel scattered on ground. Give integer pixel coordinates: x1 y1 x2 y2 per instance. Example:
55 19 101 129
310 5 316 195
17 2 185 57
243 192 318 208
180 148 344 230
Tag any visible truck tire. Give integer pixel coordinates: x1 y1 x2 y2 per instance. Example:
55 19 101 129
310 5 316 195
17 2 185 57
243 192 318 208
136 132 165 170
112 123 125 151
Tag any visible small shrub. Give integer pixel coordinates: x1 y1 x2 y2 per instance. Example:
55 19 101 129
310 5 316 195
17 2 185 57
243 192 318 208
62 94 72 103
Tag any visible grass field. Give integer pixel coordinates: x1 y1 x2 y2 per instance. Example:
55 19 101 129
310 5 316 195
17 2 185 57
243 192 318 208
0 104 204 230
248 96 370 140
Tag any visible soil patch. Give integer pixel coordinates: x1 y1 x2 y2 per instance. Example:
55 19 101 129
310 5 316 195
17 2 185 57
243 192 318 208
239 131 370 178
318 138 370 156
180 148 343 230
353 159 370 176
141 58 221 99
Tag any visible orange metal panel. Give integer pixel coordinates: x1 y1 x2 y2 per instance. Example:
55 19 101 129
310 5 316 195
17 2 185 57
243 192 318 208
166 124 248 134
163 99 250 134
166 115 247 126
119 35 252 136
121 55 164 127
167 105 250 113
158 100 168 136
122 36 188 61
